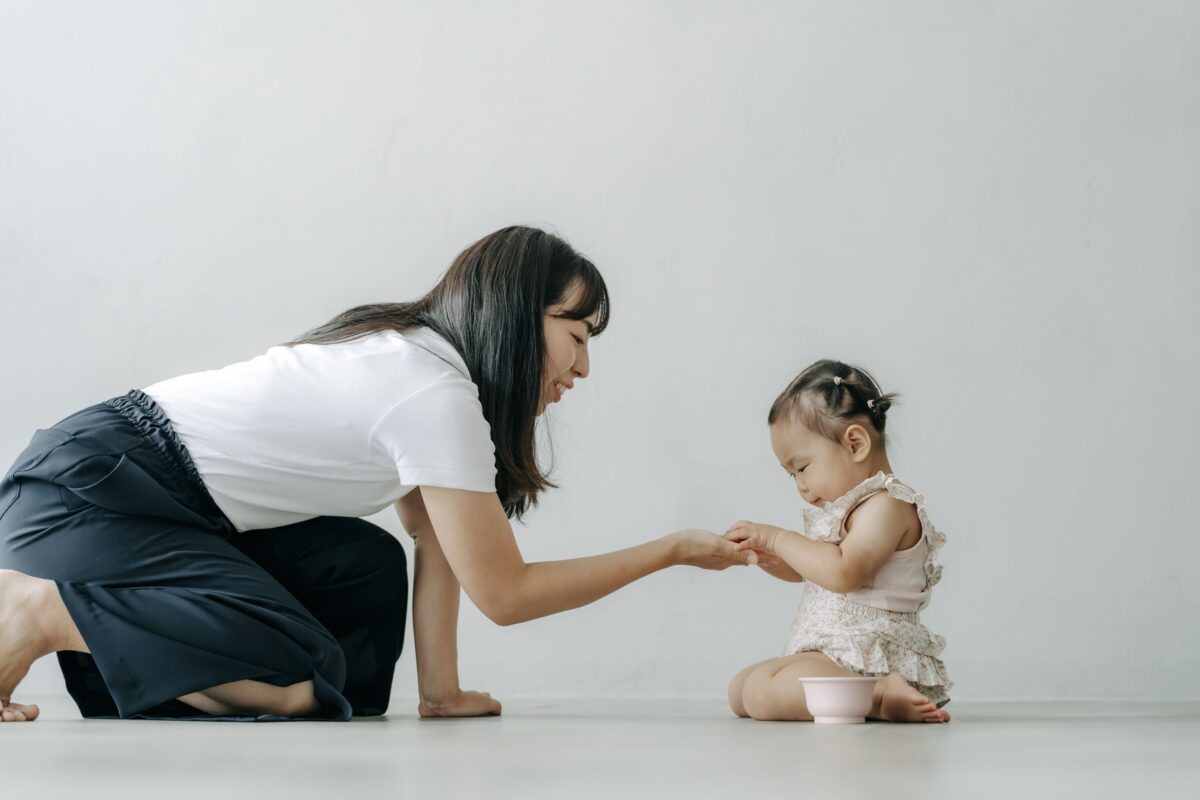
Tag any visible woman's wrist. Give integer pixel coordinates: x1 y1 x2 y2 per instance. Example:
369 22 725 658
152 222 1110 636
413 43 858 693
419 685 462 707
663 528 746 569
418 667 463 703
660 531 678 563
661 531 690 567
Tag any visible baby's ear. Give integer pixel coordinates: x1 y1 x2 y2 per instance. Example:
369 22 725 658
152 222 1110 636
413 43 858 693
843 424 873 462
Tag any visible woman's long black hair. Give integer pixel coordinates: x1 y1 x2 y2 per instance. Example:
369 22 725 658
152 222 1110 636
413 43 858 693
287 226 610 519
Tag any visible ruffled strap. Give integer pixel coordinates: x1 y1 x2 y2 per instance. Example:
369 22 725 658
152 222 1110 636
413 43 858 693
881 477 946 589
824 471 891 521
799 472 889 544
800 505 841 543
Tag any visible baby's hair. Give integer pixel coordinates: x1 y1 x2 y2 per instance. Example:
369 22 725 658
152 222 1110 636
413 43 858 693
767 359 899 446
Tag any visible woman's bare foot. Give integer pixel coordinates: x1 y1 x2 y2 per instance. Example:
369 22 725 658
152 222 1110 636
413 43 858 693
870 673 950 723
0 569 57 723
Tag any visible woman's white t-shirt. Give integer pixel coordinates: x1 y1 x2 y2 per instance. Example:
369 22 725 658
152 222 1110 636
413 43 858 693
144 328 497 532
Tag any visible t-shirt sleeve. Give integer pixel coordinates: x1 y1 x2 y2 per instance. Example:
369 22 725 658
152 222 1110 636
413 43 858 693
369 378 498 493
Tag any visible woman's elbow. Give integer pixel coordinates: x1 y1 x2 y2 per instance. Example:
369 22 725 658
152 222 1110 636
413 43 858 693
486 605 520 627
469 566 532 626
476 594 523 627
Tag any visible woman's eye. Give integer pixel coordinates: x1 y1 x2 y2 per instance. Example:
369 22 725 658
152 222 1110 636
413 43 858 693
572 335 584 345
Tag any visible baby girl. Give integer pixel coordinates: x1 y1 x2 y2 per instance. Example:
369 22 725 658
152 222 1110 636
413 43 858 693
725 359 952 723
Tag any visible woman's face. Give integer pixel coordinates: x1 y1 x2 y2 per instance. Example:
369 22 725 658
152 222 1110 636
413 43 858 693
539 282 598 415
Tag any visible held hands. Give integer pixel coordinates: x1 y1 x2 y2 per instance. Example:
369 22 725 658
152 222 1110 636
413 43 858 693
418 689 502 719
667 529 750 569
666 528 781 569
724 520 792 562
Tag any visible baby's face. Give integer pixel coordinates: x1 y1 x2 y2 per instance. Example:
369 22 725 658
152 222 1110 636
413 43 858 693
769 420 861 508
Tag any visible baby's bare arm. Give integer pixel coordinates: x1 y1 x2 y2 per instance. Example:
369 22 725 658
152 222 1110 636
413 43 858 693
756 559 804 583
730 493 913 593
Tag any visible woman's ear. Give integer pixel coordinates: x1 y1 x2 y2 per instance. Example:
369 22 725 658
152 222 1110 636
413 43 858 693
843 424 872 463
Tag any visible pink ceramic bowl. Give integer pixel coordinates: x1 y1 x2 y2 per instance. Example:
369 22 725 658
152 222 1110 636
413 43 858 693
798 676 878 724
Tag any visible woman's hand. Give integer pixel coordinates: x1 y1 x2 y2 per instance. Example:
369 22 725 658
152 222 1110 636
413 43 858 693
666 529 752 570
724 520 792 556
418 689 502 719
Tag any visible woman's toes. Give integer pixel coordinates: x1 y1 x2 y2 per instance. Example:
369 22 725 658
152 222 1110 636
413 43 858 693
0 702 40 722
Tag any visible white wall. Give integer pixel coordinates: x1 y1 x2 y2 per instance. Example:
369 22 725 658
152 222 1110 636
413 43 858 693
2 1 1196 702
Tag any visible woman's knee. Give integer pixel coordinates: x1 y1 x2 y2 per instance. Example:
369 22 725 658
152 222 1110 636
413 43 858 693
376 531 408 579
368 532 408 611
319 526 408 615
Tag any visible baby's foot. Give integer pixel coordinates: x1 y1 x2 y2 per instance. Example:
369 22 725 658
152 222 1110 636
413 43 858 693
0 569 50 723
872 674 950 723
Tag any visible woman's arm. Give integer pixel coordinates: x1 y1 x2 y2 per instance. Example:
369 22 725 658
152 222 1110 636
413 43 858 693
395 490 500 717
418 486 746 626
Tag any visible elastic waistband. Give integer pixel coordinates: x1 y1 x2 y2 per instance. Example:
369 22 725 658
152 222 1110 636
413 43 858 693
104 389 224 523
840 601 921 625
805 587 923 624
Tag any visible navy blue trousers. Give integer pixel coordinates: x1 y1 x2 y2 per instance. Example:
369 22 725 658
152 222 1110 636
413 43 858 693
0 391 407 720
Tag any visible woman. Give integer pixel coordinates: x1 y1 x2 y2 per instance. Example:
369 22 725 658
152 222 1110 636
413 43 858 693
0 225 745 722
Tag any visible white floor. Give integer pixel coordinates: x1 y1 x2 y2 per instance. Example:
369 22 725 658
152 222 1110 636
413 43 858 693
2 696 1197 799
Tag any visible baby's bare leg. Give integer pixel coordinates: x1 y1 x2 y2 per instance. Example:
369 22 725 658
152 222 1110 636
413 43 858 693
728 659 775 717
741 652 856 721
736 644 950 723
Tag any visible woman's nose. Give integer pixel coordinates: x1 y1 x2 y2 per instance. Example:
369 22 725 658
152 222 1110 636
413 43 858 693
574 344 590 379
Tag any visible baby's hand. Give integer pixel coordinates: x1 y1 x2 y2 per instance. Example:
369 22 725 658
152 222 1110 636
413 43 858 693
725 521 790 555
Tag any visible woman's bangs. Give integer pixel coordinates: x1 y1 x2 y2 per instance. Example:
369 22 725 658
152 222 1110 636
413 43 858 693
560 262 610 336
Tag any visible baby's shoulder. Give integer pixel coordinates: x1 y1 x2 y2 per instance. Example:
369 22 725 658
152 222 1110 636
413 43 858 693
844 490 921 540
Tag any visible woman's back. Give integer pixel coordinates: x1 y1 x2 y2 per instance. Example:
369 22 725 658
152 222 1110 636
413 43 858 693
145 327 496 531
